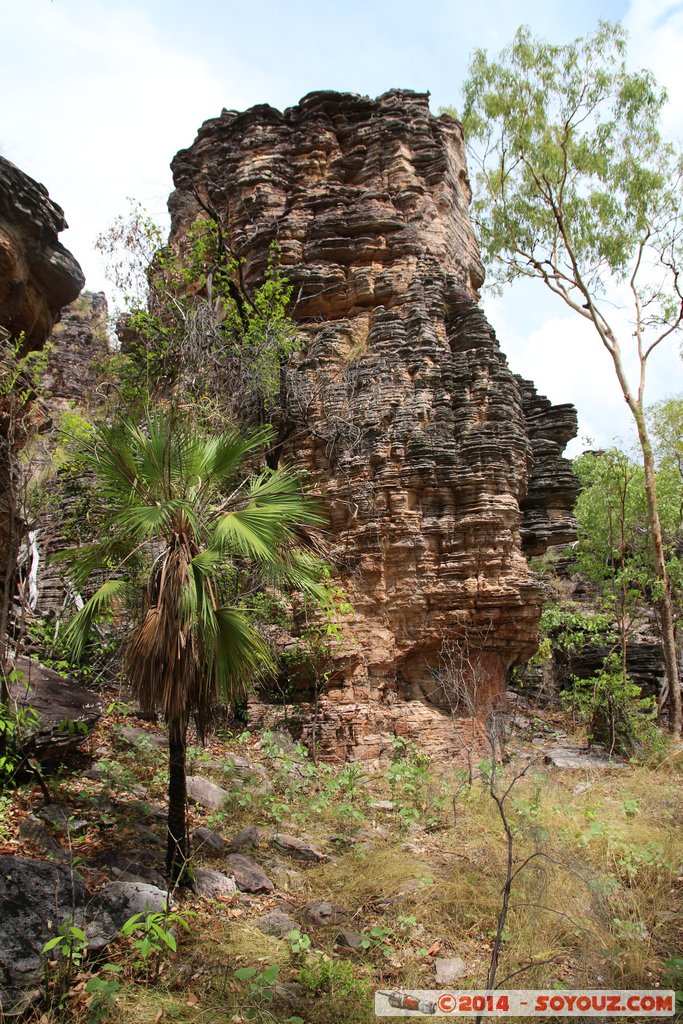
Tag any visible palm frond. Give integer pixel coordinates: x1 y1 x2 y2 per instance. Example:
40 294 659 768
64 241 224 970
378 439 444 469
62 578 132 660
259 548 330 601
52 537 138 590
211 605 274 697
212 506 293 562
198 425 275 493
114 498 196 541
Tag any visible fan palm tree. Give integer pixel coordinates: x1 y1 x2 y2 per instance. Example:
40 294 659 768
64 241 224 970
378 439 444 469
62 409 325 881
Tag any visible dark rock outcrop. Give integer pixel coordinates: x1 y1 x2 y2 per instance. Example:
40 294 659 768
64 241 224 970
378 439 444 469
8 656 101 763
43 291 109 409
167 90 578 760
0 160 84 673
0 157 84 346
0 856 90 1014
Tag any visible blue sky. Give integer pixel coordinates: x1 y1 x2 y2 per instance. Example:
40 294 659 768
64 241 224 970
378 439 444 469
2 0 681 451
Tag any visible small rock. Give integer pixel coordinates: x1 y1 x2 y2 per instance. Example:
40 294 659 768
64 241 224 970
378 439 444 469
335 928 365 950
225 755 256 777
511 714 531 730
368 800 394 811
545 746 624 770
89 794 117 815
273 982 304 1009
19 814 65 858
186 776 229 811
271 833 325 863
266 864 306 892
87 880 168 949
226 825 264 852
193 826 227 854
119 725 166 750
302 901 347 927
128 799 167 821
224 757 273 793
435 957 467 985
193 868 237 899
36 804 88 836
131 823 164 846
257 910 298 937
226 854 274 893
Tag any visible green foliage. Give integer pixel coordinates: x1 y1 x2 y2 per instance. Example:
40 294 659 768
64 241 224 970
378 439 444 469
286 928 312 957
457 22 681 309
540 604 615 652
574 447 683 610
97 206 302 420
121 908 193 981
85 966 122 1023
0 682 39 783
42 917 89 1005
298 955 367 999
0 333 51 408
385 736 446 829
233 963 304 1023
562 655 661 756
278 578 355 710
649 397 683 474
42 920 88 966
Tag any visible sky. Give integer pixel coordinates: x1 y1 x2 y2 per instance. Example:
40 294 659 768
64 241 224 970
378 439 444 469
2 0 682 455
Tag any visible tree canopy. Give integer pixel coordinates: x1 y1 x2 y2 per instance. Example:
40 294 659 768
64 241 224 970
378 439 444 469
453 21 683 734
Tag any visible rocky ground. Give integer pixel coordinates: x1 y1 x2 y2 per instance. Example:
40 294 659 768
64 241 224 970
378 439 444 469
1 694 681 1024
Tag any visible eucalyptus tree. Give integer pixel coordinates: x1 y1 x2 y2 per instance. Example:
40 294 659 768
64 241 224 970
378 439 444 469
454 22 683 733
62 410 324 881
574 447 683 709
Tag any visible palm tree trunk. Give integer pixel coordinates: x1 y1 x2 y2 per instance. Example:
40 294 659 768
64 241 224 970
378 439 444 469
167 719 189 883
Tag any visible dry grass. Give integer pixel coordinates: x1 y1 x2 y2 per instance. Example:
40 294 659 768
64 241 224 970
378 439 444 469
20 708 683 1024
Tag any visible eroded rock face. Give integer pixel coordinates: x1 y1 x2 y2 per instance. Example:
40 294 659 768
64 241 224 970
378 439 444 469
0 159 84 665
0 157 84 346
168 90 578 760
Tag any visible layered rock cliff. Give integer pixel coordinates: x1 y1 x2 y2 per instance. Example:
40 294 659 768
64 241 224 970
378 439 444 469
0 157 84 348
168 90 578 759
0 158 84 660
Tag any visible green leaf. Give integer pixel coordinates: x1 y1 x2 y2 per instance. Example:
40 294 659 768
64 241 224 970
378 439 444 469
234 966 257 980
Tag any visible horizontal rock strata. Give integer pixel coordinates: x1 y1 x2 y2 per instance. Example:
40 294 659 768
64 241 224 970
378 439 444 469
168 90 578 760
0 157 84 347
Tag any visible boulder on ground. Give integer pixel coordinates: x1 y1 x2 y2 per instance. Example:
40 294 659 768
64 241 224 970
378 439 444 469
302 901 348 927
193 826 227 854
186 776 229 810
434 957 467 984
87 880 168 949
256 910 298 937
225 854 274 893
0 856 90 1014
226 825 264 852
8 656 101 763
271 833 325 863
192 868 237 899
544 745 625 770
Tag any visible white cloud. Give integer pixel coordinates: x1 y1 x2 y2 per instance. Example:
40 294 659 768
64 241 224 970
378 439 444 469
624 0 683 141
486 287 681 457
2 0 256 290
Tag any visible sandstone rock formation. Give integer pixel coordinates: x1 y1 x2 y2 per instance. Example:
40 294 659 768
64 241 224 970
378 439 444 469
0 157 84 347
168 90 578 760
0 158 84 669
